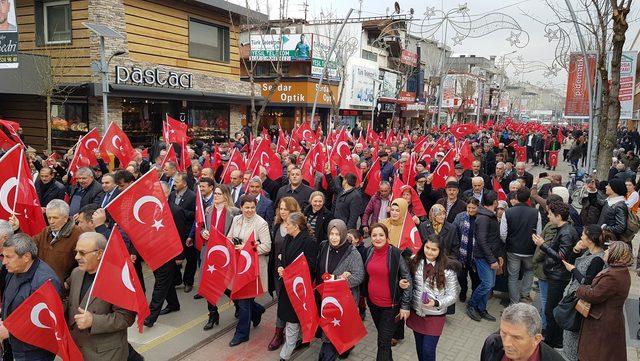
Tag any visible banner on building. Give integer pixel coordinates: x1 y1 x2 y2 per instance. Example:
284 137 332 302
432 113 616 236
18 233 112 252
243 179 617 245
400 50 418 67
608 51 637 120
311 34 338 80
0 0 18 69
380 71 399 99
564 53 597 118
250 33 311 61
346 59 379 107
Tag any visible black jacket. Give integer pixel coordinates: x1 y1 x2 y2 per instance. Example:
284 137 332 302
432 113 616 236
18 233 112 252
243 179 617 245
35 179 66 207
275 182 314 210
510 171 534 189
541 222 579 282
473 206 502 264
303 205 333 245
592 193 628 237
417 221 458 260
363 244 413 310
68 180 104 212
436 197 467 224
459 171 492 193
326 174 362 229
168 188 196 226
275 229 318 323
504 203 539 255
481 333 565 361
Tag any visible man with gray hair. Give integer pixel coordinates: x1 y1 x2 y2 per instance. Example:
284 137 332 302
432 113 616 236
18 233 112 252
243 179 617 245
68 167 104 216
246 176 274 226
481 303 563 361
462 176 486 204
0 233 62 361
66 232 135 360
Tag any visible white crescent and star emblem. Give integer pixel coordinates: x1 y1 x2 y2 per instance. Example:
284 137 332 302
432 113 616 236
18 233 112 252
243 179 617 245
132 195 164 230
30 303 61 340
292 276 308 311
238 250 252 274
336 141 350 157
0 176 18 215
84 138 99 150
437 161 450 177
410 227 420 248
121 263 136 292
206 245 231 273
302 129 313 142
259 152 270 167
320 296 344 327
111 135 123 151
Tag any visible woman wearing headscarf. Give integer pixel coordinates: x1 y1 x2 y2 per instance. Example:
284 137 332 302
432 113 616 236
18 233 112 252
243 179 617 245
417 204 457 260
275 212 318 361
575 241 632 361
381 198 408 248
316 219 365 361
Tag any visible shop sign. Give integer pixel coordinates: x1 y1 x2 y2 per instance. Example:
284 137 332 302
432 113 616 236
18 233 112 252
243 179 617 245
400 49 418 67
398 91 416 103
0 0 18 69
115 66 193 89
608 51 637 120
339 109 362 116
403 103 425 111
250 33 311 61
346 59 379 107
259 81 338 106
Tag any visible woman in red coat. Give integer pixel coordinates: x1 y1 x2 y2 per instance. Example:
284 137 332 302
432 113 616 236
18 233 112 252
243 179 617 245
576 241 632 361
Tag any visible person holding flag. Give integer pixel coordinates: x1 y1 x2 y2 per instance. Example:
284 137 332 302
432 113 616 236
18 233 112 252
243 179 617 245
66 232 135 360
0 233 63 361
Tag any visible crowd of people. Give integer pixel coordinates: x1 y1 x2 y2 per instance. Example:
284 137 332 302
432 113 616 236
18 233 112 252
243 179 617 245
0 121 637 361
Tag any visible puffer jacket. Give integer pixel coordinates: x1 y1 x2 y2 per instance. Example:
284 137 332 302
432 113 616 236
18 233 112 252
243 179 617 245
540 222 579 282
411 260 458 317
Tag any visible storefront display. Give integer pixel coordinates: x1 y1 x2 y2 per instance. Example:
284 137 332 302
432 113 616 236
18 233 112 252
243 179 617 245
50 101 89 151
187 103 229 143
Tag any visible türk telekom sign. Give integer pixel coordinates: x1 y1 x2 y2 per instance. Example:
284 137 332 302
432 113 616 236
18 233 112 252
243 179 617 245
115 66 193 89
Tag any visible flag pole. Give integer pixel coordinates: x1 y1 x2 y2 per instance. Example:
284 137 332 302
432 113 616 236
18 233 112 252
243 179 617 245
11 146 24 215
83 226 114 312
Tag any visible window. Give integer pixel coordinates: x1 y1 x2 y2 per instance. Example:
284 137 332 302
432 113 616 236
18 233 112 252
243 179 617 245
44 1 71 44
362 50 377 62
189 18 230 62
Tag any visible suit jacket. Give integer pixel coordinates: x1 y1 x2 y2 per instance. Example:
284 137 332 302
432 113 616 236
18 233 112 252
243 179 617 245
459 170 492 193
255 194 274 227
98 188 121 208
69 180 104 213
231 185 245 206
35 179 66 207
511 171 534 189
168 188 196 240
66 267 135 361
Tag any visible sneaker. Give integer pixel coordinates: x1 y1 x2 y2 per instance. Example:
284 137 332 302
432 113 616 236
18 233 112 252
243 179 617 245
479 310 496 321
466 305 481 322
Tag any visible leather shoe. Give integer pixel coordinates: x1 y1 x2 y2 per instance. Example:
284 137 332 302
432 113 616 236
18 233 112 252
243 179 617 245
143 318 155 328
252 308 265 328
184 285 193 293
194 294 203 300
466 305 481 322
159 307 180 315
479 310 496 321
229 338 248 347
203 312 219 330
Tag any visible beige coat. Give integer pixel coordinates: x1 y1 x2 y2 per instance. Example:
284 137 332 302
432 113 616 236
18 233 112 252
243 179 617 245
66 267 135 361
227 214 272 291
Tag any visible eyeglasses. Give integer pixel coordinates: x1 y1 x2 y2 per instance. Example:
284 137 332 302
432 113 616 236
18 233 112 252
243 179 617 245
75 249 99 257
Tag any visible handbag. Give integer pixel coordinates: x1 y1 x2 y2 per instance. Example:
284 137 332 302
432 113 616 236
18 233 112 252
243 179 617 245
553 292 582 332
575 299 591 318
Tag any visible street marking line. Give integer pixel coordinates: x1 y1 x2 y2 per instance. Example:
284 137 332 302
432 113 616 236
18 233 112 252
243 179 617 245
137 301 234 354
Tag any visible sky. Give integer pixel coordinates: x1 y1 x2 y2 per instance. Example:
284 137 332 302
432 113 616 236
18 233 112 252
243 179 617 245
233 0 640 93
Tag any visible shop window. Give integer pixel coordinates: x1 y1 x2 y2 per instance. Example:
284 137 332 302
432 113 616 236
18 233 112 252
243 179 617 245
189 18 230 62
122 99 171 146
187 103 230 142
50 102 88 151
43 1 72 44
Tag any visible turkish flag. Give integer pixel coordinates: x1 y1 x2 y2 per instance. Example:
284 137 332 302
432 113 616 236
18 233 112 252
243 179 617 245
199 227 236 305
99 122 136 167
548 150 559 168
363 158 381 197
276 128 288 154
179 139 190 173
194 187 206 251
288 136 302 154
457 140 474 170
512 144 527 163
282 254 318 343
366 123 381 144
68 129 101 180
399 212 422 254
3 281 83 361
493 177 507 201
384 129 394 146
391 176 404 200
318 279 367 355
105 169 183 271
403 153 417 187
301 143 325 187
92 226 150 332
160 144 178 170
293 122 318 145
0 119 22 149
164 115 189 143
211 145 222 172
247 139 283 180
230 233 264 300
220 148 246 184
431 149 456 189
337 154 361 186
0 144 46 236
399 185 427 217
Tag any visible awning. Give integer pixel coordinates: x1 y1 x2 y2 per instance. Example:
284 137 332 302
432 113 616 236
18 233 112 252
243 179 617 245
90 83 265 105
0 53 51 96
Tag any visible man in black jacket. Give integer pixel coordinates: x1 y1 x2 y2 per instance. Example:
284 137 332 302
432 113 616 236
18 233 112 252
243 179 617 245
532 201 578 348
35 166 66 208
436 180 467 224
168 173 197 293
327 173 362 230
511 162 534 189
460 160 492 193
481 303 564 361
500 188 542 305
467 191 501 322
68 167 104 217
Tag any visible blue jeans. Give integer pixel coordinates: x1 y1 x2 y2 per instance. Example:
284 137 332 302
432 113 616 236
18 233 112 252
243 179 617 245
233 298 265 341
469 258 496 312
538 279 549 329
414 332 440 361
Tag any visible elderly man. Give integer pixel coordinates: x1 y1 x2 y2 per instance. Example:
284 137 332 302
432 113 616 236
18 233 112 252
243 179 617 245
161 161 178 189
0 234 62 361
463 177 487 204
68 167 104 216
246 177 274 226
229 169 244 205
275 167 314 210
98 173 120 209
29 199 82 283
461 160 491 193
510 162 534 189
481 303 563 361
67 232 135 360
35 167 66 208
362 181 392 234
168 173 196 293
436 181 467 224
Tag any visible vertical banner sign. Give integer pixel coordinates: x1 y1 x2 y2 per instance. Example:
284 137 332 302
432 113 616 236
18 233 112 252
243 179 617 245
564 53 597 117
610 51 637 120
0 0 19 69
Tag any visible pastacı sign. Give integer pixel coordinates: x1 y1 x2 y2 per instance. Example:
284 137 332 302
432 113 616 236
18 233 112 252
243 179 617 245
115 66 193 89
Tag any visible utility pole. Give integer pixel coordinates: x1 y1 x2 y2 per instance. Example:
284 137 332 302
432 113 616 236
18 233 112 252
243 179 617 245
300 0 309 21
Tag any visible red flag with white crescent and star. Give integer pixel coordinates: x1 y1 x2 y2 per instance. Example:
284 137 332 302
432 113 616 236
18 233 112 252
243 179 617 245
300 142 324 187
194 186 206 251
105 169 183 271
99 122 137 167
431 149 456 189
247 139 283 180
198 227 236 305
164 115 189 143
220 148 246 184
68 128 101 181
317 279 367 355
230 233 264 300
276 127 288 154
399 212 422 254
160 144 179 170
363 158 381 197
3 281 83 361
282 254 318 343
91 226 150 332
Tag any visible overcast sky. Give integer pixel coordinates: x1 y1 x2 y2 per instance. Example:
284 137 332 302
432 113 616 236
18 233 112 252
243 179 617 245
235 0 640 92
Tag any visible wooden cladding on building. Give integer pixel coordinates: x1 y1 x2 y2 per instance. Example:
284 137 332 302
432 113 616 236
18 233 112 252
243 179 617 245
123 0 241 79
15 0 92 84
0 95 47 151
